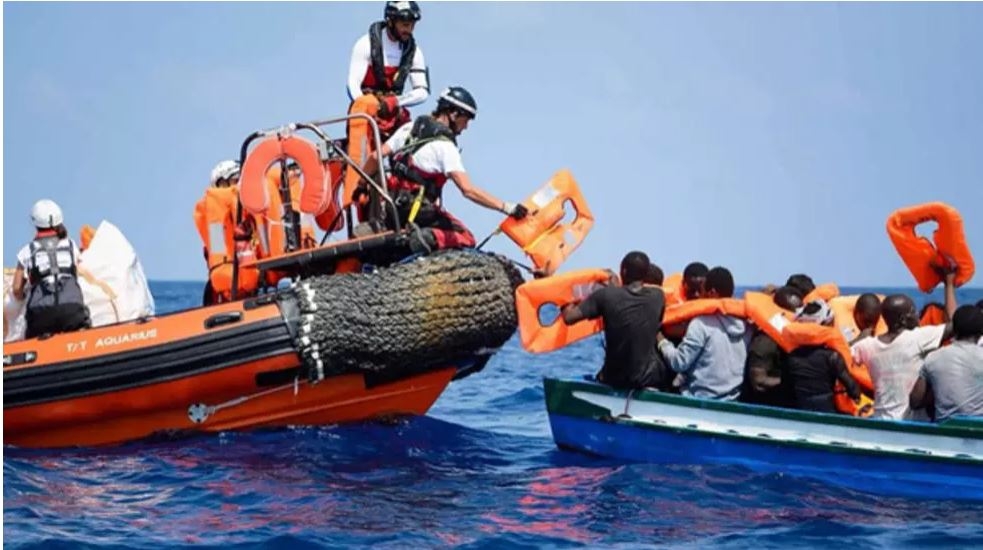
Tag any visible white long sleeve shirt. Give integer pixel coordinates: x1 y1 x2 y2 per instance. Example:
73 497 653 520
347 29 429 107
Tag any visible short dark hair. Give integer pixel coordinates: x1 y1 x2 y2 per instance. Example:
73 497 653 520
644 263 664 286
683 262 709 280
785 274 816 296
976 299 983 310
773 285 804 312
706 266 735 298
882 294 916 332
855 293 882 328
620 251 650 285
952 305 983 341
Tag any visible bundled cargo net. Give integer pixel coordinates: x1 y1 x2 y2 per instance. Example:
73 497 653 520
294 250 523 380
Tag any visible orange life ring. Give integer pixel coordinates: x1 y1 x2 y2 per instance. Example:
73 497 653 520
240 134 331 217
499 170 594 276
782 322 874 417
886 202 975 292
514 269 610 353
744 291 795 352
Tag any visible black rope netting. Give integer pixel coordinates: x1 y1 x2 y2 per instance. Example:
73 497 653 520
293 250 523 380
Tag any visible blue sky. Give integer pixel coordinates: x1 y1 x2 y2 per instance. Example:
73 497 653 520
4 2 982 287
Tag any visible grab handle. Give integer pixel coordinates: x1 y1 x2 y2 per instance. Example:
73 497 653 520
204 311 243 330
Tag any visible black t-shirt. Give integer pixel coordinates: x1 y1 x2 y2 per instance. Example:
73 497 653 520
741 330 795 408
578 283 665 389
786 346 859 413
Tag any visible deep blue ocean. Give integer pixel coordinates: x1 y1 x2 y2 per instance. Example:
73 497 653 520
4 282 983 549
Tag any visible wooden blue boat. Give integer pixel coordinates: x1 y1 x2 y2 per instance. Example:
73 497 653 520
545 377 983 501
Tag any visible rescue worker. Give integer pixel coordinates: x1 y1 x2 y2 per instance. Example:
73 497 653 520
195 160 260 305
348 1 429 137
362 86 528 252
11 199 92 338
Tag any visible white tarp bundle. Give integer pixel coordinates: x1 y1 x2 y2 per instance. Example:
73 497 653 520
3 221 155 342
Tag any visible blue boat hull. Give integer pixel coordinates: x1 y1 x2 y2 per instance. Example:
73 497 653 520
549 412 983 501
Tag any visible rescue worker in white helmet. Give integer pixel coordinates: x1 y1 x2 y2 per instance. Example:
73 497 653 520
347 1 429 137
11 199 92 338
362 86 528 253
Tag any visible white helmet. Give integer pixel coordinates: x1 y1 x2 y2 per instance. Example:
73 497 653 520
31 199 64 229
209 160 241 186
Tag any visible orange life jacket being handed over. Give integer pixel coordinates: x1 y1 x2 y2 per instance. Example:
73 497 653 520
782 322 874 417
887 202 975 292
193 186 260 301
499 170 594 276
515 269 611 353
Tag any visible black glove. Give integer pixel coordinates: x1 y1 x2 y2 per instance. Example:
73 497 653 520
503 202 529 220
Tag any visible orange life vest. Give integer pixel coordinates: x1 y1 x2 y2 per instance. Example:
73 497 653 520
919 302 947 327
515 269 610 353
744 291 795 352
193 187 260 301
344 94 383 210
79 224 96 252
829 294 888 343
804 283 839 303
663 298 747 328
887 202 975 292
499 170 594 276
661 272 684 307
250 168 322 287
782 322 874 417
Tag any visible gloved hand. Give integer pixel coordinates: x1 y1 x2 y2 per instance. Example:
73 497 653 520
377 95 400 119
502 202 529 220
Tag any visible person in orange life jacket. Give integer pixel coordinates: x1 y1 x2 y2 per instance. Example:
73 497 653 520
784 299 863 414
846 293 882 345
561 251 670 390
348 1 429 137
741 285 803 408
657 267 748 400
197 160 260 305
11 199 93 338
785 273 816 297
852 267 958 421
682 262 708 300
361 86 528 253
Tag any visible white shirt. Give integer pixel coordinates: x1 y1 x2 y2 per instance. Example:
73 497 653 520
852 325 947 421
17 238 82 273
385 122 466 175
347 30 428 107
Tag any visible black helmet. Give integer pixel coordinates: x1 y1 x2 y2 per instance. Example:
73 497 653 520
384 1 421 22
437 86 478 119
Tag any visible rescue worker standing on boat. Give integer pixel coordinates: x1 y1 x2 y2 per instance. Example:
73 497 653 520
363 86 528 252
11 199 92 338
348 1 430 137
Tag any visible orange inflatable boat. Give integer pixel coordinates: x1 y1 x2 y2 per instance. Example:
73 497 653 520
887 202 975 292
3 295 457 448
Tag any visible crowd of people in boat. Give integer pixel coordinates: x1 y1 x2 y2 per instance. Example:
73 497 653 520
561 251 983 424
